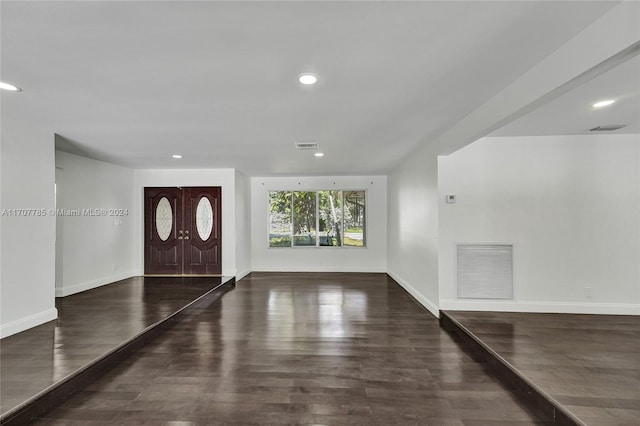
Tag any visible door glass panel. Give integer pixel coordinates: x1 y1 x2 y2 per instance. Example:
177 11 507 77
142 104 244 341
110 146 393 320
155 197 173 241
196 196 213 241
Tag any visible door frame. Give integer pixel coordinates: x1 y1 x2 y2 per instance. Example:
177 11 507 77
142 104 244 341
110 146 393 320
143 186 222 276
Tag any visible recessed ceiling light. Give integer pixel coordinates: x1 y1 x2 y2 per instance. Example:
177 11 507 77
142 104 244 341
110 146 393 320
0 81 21 91
314 152 324 157
592 99 615 108
298 73 318 85
172 154 182 159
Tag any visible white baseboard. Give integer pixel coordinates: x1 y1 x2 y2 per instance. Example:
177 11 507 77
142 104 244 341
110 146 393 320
439 299 640 315
386 270 440 318
251 266 387 273
56 271 135 297
0 308 58 339
236 269 252 281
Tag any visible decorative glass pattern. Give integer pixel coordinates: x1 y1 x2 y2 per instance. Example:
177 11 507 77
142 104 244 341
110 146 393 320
155 197 172 241
196 196 213 241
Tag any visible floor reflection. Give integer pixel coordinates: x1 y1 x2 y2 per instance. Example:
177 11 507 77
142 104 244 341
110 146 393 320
0 276 224 416
29 273 547 425
265 285 369 343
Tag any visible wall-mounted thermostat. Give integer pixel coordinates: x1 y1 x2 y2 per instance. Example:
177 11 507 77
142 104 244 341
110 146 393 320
446 194 456 204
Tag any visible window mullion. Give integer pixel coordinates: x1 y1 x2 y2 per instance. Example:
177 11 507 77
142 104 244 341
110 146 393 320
315 191 320 247
341 191 345 248
290 192 294 247
363 191 366 247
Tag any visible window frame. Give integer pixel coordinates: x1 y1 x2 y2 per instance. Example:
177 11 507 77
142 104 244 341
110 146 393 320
267 189 367 249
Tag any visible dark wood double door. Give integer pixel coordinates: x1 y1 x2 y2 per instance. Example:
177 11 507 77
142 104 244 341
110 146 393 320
144 187 221 275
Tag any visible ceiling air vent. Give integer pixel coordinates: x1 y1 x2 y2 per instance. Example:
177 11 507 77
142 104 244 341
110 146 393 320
295 141 318 150
590 124 626 132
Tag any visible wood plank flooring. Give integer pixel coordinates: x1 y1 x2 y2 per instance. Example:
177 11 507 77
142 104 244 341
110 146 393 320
444 311 640 426
32 273 548 425
1 276 226 418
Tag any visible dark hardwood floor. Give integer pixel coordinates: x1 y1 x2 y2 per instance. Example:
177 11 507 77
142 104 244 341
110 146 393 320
31 273 548 425
0 276 226 417
444 311 640 426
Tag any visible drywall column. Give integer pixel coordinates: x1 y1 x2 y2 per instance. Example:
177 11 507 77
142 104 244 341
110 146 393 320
387 145 440 318
1 121 57 337
235 170 252 280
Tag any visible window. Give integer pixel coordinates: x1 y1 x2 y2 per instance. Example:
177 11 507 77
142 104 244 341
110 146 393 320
268 190 366 248
318 190 342 246
293 191 316 246
268 191 292 247
344 191 365 247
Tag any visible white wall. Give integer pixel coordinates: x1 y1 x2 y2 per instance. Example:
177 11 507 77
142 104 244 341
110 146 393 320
384 2 639 320
387 144 440 318
55 151 135 296
251 176 387 273
439 135 640 315
0 123 57 338
235 170 252 280
132 169 237 276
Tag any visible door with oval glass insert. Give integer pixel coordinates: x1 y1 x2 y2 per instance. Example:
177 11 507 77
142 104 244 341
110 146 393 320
144 187 221 275
183 187 221 275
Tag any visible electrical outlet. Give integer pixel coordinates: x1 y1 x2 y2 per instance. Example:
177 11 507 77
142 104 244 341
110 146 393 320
113 264 118 272
584 286 592 298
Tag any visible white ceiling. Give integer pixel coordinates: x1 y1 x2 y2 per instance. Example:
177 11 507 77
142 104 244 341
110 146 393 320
1 1 627 176
492 54 640 137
